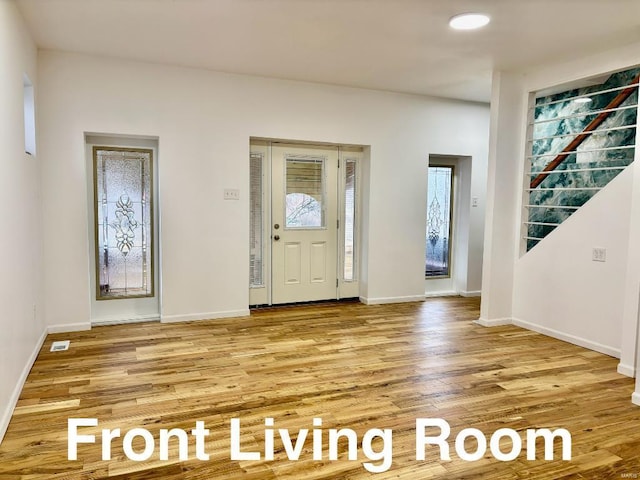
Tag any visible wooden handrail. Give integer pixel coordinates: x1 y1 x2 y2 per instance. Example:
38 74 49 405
530 74 640 189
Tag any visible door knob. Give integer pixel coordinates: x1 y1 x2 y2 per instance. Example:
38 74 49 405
274 235 280 241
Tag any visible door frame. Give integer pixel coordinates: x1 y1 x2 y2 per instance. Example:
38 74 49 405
271 143 339 304
425 154 473 297
85 133 162 325
249 139 362 306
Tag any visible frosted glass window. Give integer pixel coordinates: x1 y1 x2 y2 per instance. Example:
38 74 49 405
426 166 453 278
23 74 35 156
344 159 357 281
285 157 325 228
250 153 264 287
94 147 154 299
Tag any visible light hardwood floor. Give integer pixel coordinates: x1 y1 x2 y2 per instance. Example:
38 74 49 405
1 297 639 479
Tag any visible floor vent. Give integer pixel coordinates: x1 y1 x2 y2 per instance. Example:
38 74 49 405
50 340 70 352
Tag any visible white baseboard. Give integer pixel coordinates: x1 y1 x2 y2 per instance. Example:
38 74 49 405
424 291 457 298
632 392 640 407
92 314 160 326
161 309 250 323
359 295 426 305
0 328 47 444
474 317 512 327
47 322 91 334
461 290 481 298
512 317 621 359
617 362 636 378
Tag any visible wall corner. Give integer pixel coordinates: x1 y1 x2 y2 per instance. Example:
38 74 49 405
479 70 527 324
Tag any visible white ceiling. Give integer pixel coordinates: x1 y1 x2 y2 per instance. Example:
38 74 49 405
15 0 640 103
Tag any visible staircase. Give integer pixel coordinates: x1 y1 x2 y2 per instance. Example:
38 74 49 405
524 67 639 251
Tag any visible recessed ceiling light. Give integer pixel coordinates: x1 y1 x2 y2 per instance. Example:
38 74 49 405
449 13 491 30
573 97 592 104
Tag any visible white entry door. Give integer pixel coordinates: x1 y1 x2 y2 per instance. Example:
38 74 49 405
271 144 338 304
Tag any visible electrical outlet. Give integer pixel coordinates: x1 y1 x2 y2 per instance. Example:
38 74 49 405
224 188 240 200
592 247 606 262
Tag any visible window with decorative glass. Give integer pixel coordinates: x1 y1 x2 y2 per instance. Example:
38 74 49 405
426 165 454 278
93 147 154 299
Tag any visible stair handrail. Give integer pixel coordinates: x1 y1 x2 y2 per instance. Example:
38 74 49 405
530 74 640 189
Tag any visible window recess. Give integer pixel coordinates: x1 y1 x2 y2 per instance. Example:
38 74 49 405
523 66 639 252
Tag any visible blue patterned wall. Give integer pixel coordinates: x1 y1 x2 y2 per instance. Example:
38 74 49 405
527 67 639 251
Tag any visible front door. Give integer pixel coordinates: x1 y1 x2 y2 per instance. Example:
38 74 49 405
271 144 338 304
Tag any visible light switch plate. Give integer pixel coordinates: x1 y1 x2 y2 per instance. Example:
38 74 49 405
224 189 240 200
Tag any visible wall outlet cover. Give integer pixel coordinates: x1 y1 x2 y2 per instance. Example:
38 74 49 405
592 247 606 262
224 188 240 200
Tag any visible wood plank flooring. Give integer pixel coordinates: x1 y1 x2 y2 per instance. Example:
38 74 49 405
1 297 639 479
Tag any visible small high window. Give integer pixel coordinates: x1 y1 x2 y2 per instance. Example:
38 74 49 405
23 74 35 156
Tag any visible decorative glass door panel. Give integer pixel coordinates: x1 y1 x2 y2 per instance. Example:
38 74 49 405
94 147 154 299
426 166 453 278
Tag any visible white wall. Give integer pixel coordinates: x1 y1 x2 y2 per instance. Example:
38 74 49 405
0 0 43 442
521 42 640 377
528 45 640 391
513 168 633 357
478 71 527 326
482 41 640 396
37 50 490 327
619 100 640 378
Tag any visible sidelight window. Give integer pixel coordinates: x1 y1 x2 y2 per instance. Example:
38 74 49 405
343 158 357 281
250 153 264 287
